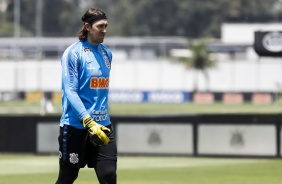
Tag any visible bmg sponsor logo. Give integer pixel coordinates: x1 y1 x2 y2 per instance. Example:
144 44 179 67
90 77 109 89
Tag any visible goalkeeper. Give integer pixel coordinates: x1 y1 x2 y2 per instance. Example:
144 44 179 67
55 8 117 184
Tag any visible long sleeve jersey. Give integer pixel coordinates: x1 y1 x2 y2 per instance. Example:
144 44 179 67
60 40 112 129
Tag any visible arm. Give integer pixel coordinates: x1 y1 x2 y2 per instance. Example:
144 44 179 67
61 49 88 120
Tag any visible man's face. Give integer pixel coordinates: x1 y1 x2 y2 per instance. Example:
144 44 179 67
86 19 108 46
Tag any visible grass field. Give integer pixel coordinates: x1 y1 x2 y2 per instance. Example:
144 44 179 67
0 154 281 184
1 101 282 184
1 101 282 115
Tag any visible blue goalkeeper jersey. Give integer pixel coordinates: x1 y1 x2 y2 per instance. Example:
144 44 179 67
60 40 112 129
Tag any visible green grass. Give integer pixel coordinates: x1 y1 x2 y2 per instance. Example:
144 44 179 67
1 101 282 115
0 154 281 184
109 103 282 115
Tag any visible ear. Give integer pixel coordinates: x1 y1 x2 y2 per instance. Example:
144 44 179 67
84 23 90 31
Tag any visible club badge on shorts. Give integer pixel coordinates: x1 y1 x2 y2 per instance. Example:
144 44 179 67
69 153 79 164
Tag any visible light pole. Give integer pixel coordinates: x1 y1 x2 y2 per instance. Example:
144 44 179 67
13 0 20 93
0 0 8 23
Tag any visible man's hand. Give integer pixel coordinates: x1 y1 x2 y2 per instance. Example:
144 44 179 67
82 115 110 146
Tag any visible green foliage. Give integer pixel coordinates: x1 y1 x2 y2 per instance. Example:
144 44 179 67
179 39 216 70
0 0 281 37
0 21 14 37
0 21 34 37
94 0 280 37
4 0 36 36
2 0 83 37
225 0 278 22
175 39 216 91
42 0 81 37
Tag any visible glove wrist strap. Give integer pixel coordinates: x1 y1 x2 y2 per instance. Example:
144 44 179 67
82 115 95 128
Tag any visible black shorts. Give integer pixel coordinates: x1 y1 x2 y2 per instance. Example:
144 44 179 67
58 124 117 168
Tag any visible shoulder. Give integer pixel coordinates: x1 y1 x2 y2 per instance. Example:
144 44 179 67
99 44 112 59
65 41 84 53
62 41 86 66
63 41 87 59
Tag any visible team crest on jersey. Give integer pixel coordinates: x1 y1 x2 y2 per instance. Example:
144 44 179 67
69 153 79 164
84 47 92 53
104 56 110 68
101 48 106 54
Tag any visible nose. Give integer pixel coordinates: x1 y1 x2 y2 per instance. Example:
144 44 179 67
101 26 107 33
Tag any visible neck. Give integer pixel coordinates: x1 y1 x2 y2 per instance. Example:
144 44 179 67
87 39 99 46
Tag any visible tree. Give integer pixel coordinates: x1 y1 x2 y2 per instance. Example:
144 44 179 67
1 0 281 37
224 0 278 22
42 0 83 37
176 39 216 92
4 0 36 37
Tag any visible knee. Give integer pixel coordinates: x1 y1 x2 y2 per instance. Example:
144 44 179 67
56 173 78 184
97 167 117 184
56 166 79 184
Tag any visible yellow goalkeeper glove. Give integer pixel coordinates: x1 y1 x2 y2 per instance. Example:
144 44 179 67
82 115 110 146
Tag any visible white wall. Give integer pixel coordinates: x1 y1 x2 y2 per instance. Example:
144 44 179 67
1 58 282 92
222 23 282 44
0 60 62 91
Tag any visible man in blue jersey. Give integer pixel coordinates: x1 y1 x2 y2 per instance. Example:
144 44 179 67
55 8 117 184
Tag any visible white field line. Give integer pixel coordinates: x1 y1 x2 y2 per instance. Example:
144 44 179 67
0 156 265 175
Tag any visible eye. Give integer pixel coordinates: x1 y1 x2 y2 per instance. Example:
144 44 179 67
97 24 108 29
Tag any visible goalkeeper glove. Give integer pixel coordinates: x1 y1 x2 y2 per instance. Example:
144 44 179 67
82 115 110 146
